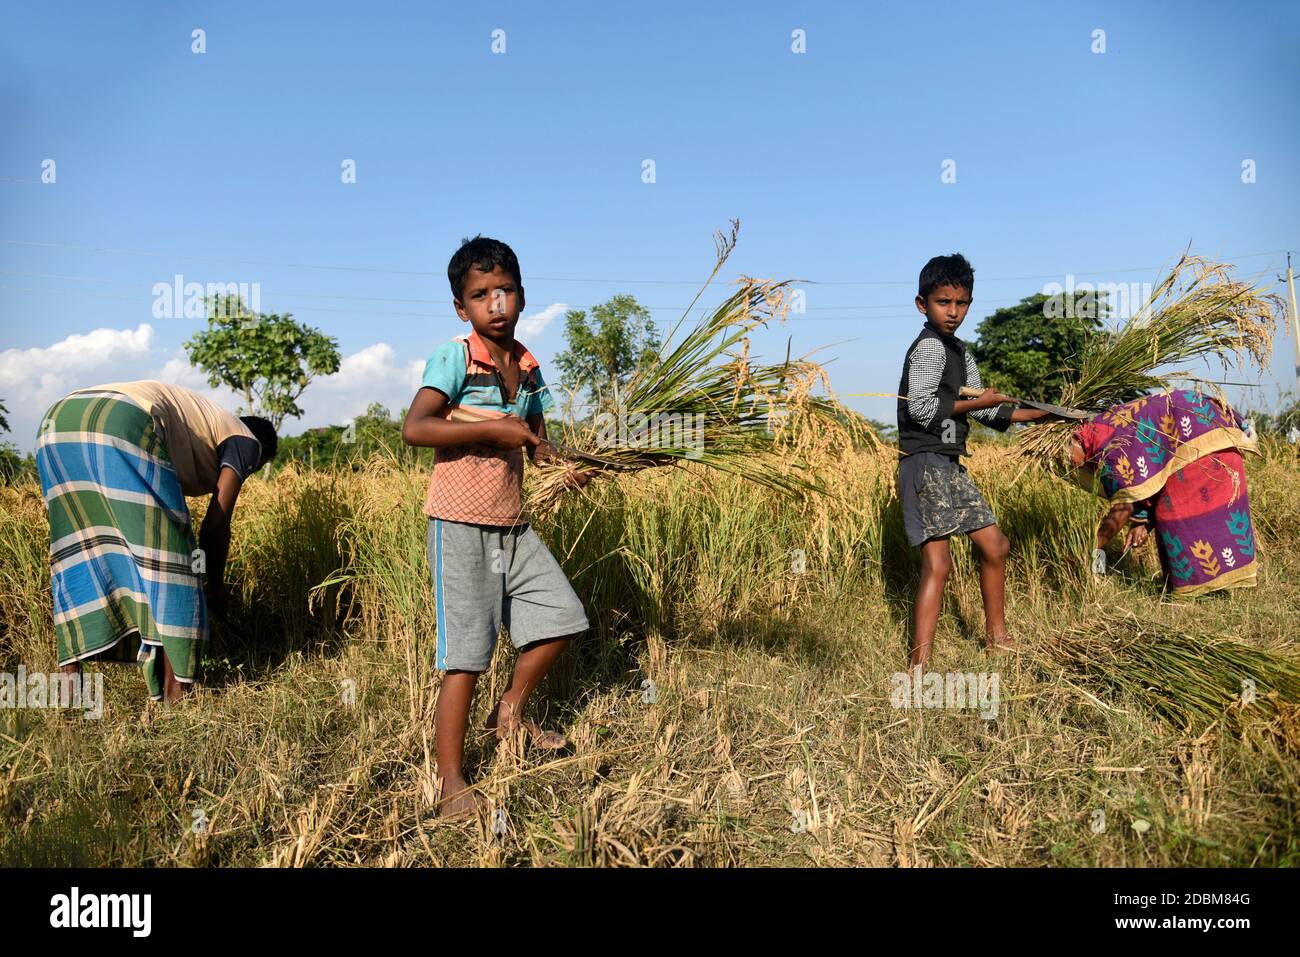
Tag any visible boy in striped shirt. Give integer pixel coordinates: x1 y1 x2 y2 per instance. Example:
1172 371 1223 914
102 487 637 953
403 236 590 819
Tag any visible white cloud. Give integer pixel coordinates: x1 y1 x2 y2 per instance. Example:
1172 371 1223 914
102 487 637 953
517 302 567 341
153 343 423 429
0 324 157 437
0 323 154 392
302 342 424 428
148 343 424 431
0 325 428 448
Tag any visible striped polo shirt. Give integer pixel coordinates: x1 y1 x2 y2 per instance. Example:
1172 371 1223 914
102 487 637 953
420 330 555 526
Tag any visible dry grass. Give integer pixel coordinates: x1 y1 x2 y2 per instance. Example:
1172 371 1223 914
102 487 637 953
1 430 1298 867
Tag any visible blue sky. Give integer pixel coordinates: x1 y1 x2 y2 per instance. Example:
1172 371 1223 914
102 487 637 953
2 0 1298 449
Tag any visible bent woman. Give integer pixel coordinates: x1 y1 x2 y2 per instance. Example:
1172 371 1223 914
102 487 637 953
34 380 277 703
1070 389 1258 596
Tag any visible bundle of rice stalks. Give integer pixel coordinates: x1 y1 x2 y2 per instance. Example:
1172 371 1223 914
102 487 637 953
1049 614 1300 743
1018 254 1283 466
528 222 864 514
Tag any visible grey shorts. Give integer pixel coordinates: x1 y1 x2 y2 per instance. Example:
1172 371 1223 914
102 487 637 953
898 452 997 547
428 518 589 672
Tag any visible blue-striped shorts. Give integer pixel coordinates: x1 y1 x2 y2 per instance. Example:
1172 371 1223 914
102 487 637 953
428 518 589 672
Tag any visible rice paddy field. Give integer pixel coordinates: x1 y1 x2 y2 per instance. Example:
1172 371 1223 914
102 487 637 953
1 432 1297 868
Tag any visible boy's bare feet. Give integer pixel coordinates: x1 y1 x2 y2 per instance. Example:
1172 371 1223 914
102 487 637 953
985 634 1018 654
485 699 568 750
437 774 487 820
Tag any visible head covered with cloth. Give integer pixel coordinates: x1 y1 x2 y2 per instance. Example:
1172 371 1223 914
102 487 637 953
1069 389 1258 596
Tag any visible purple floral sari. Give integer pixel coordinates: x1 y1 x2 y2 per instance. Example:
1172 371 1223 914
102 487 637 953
1075 390 1259 596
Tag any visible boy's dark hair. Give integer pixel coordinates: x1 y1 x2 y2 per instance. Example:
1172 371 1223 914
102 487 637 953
240 416 278 469
918 253 975 300
447 235 522 302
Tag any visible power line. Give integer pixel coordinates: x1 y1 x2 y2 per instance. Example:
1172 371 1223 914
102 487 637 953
1 237 1289 286
0 283 933 322
0 268 1033 311
6 257 1289 324
0 284 141 302
0 238 437 278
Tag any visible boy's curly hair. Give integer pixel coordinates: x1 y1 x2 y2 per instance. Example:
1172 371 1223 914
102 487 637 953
447 235 522 302
918 253 975 300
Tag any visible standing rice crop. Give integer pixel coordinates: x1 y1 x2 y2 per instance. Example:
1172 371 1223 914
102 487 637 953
528 222 867 513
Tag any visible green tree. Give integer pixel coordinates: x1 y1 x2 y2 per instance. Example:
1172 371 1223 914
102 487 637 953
345 402 410 460
1246 397 1300 437
969 292 1106 402
553 294 661 414
865 417 897 443
0 398 34 484
276 403 432 470
185 295 341 430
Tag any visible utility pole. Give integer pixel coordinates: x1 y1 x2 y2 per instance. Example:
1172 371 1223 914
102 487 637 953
1288 252 1300 395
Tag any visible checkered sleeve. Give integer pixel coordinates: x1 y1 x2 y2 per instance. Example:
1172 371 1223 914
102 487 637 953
421 340 467 404
965 353 1014 432
905 337 951 431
